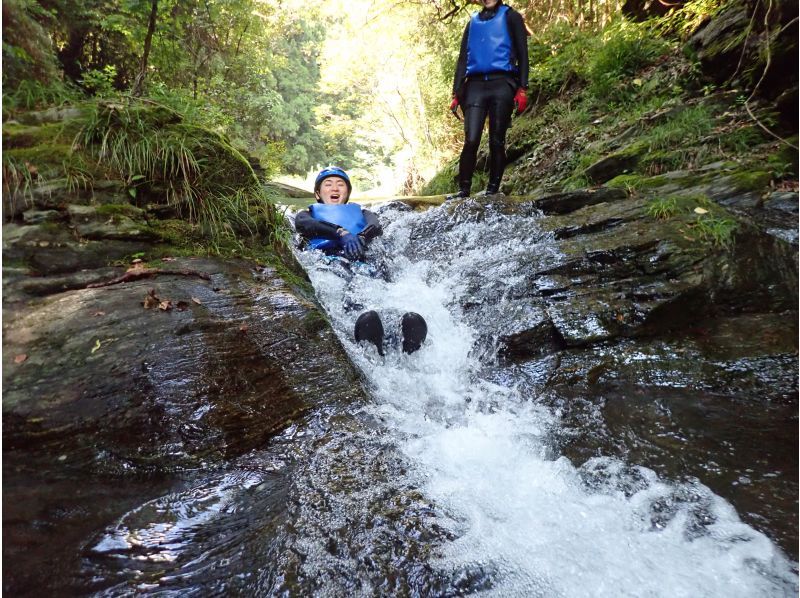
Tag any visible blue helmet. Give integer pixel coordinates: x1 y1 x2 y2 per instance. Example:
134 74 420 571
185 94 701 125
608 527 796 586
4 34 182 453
314 166 352 202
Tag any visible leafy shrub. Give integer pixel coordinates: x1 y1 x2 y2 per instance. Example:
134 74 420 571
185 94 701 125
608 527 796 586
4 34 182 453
80 66 119 97
528 24 596 100
586 20 671 104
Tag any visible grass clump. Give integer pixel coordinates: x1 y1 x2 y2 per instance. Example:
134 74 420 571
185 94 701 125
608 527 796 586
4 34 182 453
586 21 671 105
647 193 712 219
647 193 737 248
691 215 738 247
74 99 285 249
2 154 38 214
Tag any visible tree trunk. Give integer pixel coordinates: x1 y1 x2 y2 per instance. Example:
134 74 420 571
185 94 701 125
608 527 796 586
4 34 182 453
132 0 159 97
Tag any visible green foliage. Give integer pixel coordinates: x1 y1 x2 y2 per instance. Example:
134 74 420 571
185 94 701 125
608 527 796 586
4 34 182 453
642 105 715 150
765 140 799 179
653 0 728 39
1 0 62 90
80 66 119 97
647 194 711 219
75 99 285 247
527 20 671 107
691 215 738 248
528 24 595 100
647 193 736 248
586 21 671 105
4 79 81 112
718 126 767 155
419 161 458 195
2 155 37 214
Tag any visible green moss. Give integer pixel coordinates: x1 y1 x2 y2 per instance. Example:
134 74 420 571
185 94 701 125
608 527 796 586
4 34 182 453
2 122 74 149
149 218 203 248
561 172 591 191
640 149 692 174
646 193 712 219
95 203 145 219
605 174 648 190
301 309 329 334
6 143 72 168
719 125 768 154
727 170 770 192
766 141 799 178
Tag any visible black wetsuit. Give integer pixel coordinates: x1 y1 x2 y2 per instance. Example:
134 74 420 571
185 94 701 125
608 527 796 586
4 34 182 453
294 206 427 355
294 206 382 256
452 2 529 195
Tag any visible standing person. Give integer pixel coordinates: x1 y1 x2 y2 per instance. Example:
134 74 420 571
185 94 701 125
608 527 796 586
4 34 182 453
447 0 529 200
294 166 428 355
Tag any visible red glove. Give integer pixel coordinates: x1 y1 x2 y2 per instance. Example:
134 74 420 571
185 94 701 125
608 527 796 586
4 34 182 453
513 88 528 114
449 96 459 111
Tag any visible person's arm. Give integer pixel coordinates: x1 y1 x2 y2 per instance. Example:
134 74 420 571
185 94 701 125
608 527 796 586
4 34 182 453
507 9 529 89
452 22 470 98
359 210 383 242
294 209 340 241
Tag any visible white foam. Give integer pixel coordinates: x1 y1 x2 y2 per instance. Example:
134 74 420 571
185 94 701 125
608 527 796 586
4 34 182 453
297 205 798 597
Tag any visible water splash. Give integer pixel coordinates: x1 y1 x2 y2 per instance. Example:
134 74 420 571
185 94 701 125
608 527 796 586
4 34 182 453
296 201 798 597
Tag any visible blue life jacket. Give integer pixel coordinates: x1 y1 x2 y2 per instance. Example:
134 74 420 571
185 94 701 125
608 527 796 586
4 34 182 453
465 5 516 78
307 203 367 251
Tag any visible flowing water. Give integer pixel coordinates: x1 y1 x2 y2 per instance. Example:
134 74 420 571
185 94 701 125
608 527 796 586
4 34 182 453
85 200 797 596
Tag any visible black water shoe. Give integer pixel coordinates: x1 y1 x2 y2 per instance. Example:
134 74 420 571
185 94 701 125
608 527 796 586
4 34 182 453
401 312 427 354
354 310 385 356
445 189 470 201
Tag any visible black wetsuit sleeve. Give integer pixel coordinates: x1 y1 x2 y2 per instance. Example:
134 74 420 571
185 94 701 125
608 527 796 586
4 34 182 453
452 23 470 97
507 9 529 89
359 210 383 241
294 209 339 241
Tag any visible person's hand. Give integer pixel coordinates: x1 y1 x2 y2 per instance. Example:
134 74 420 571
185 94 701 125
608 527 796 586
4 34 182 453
339 231 365 261
513 88 528 115
449 96 461 120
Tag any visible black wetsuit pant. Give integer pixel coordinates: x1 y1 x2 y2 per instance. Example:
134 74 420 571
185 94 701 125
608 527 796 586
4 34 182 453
457 77 516 194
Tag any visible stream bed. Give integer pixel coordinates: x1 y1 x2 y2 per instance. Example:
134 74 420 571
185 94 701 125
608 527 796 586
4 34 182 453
6 200 796 596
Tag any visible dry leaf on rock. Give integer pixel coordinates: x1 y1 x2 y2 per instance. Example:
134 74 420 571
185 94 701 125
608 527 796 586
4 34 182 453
14 354 27 364
159 300 173 311
142 289 160 309
191 297 202 305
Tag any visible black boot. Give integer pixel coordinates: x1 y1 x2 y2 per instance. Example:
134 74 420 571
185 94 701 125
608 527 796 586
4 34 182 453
445 188 470 201
354 310 385 356
485 179 502 195
401 312 427 354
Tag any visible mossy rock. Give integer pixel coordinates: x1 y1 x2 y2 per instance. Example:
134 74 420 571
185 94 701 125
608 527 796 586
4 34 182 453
584 142 647 183
2 121 78 149
5 144 73 177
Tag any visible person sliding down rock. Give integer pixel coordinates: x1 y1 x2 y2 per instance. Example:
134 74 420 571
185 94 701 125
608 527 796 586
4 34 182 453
447 0 529 200
294 167 428 355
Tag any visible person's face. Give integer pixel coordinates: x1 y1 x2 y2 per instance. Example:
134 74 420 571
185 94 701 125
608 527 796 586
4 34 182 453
481 0 499 8
317 177 349 204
